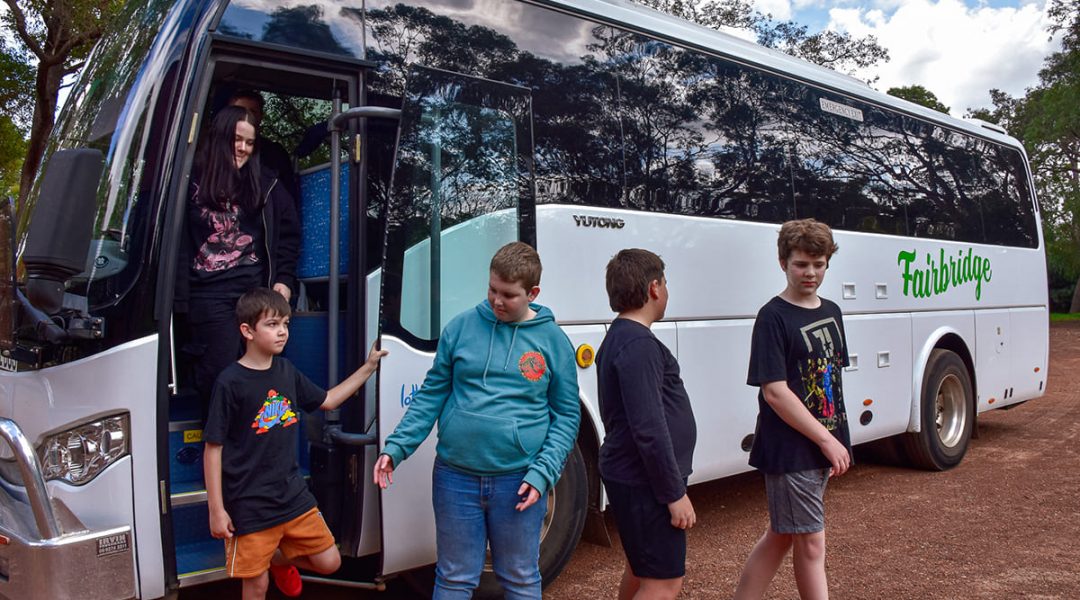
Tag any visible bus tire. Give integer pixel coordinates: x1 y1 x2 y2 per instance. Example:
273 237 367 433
403 444 589 598
900 349 974 470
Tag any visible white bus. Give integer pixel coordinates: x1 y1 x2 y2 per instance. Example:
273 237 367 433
0 0 1047 598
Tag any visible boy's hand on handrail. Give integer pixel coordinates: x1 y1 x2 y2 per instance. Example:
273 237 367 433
373 454 395 489
365 342 389 368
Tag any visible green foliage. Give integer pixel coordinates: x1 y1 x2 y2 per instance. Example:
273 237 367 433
887 85 950 114
0 116 26 198
0 37 30 199
635 0 889 75
2 0 125 213
0 37 33 129
982 0 1080 310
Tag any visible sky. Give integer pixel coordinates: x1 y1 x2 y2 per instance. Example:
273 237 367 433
4 0 1065 120
744 0 1064 116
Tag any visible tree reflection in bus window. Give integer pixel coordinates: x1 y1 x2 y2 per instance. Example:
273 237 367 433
360 0 1036 247
395 94 519 340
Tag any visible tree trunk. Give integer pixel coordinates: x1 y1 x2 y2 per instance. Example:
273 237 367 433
15 59 64 229
1070 272 1080 313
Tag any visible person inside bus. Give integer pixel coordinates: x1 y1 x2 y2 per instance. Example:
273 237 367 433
734 219 852 600
176 105 300 421
372 242 581 600
204 287 388 599
228 89 300 207
595 248 697 600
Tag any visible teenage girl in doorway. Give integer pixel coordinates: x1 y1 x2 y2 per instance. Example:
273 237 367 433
177 105 300 418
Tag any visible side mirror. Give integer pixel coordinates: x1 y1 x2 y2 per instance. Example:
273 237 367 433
22 149 103 315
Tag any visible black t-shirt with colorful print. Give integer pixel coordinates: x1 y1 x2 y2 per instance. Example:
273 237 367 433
204 357 326 535
746 296 851 474
186 182 266 298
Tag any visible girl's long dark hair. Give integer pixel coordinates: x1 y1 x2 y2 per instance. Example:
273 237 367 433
194 106 262 213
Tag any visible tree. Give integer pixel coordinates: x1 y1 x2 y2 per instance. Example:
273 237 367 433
1 0 123 215
634 0 889 75
1029 1 1080 311
0 36 33 199
887 85 950 114
0 117 26 197
975 0 1080 311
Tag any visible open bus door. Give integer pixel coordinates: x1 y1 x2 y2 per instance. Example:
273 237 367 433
375 66 537 577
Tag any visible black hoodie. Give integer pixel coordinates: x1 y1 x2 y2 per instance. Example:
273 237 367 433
174 171 299 311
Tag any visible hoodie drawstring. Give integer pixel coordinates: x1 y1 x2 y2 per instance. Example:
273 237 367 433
503 326 519 371
481 320 522 388
482 319 498 388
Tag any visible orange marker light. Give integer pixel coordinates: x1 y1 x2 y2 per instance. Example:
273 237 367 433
862 399 873 406
988 398 996 404
576 344 595 369
1034 367 1040 373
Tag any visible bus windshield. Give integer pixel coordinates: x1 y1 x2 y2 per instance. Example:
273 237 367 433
22 0 175 309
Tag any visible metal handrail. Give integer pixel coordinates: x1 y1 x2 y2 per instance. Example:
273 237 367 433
0 417 61 539
328 106 402 132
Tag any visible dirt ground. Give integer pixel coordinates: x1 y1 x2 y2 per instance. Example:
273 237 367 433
185 322 1080 599
547 321 1080 600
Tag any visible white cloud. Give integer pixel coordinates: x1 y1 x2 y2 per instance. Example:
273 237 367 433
751 0 794 21
828 0 1062 115
718 24 761 43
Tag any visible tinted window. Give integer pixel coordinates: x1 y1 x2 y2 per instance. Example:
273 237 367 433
362 0 1036 247
218 2 362 58
382 68 531 343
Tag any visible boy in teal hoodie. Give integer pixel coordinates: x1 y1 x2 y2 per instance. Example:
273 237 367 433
373 241 580 599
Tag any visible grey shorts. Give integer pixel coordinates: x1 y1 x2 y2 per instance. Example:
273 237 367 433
764 468 830 534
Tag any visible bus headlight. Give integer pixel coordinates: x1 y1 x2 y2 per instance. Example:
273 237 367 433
39 414 130 485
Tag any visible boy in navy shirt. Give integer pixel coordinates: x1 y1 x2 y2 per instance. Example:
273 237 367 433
596 249 697 600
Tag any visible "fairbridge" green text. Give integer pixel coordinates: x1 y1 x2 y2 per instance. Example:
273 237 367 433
897 248 992 300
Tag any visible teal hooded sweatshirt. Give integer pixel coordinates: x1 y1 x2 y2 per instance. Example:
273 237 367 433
381 300 580 495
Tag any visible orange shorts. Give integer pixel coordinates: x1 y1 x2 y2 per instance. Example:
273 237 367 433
225 507 335 578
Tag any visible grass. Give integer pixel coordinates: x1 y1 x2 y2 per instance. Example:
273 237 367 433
1050 312 1080 322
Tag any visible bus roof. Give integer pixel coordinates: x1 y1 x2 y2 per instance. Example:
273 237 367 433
539 0 1023 148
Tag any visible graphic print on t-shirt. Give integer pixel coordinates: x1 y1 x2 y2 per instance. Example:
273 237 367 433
193 204 259 273
798 317 846 431
251 388 299 434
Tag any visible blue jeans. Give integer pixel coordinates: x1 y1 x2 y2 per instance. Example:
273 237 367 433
432 459 546 600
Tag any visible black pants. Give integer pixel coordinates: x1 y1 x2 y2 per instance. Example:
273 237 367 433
186 296 244 421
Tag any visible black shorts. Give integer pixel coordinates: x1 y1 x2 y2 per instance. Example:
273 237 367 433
604 479 686 580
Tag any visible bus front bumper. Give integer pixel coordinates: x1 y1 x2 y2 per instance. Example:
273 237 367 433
0 417 135 600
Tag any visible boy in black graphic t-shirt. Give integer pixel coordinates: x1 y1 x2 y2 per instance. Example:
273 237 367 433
203 288 386 599
734 219 851 600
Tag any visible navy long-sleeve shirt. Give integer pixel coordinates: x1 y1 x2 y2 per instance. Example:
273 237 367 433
596 318 696 504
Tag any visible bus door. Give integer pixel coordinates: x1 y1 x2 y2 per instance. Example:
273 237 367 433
164 43 390 586
376 66 535 575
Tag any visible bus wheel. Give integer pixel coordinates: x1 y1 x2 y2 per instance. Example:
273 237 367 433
402 444 589 598
900 349 974 470
474 443 588 598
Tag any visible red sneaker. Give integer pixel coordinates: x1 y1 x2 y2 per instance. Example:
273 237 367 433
269 564 302 597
